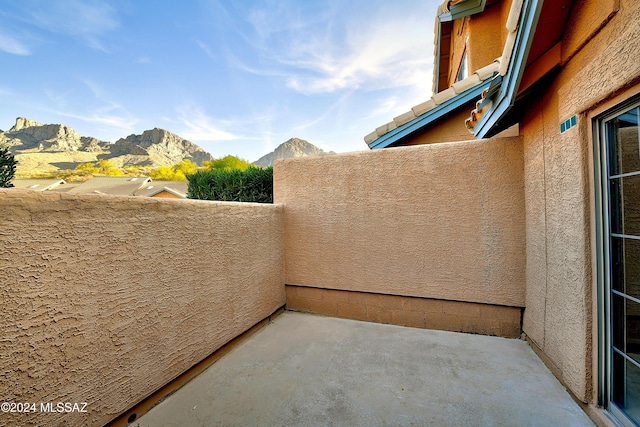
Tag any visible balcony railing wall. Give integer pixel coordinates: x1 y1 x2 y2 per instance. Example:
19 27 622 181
0 191 285 427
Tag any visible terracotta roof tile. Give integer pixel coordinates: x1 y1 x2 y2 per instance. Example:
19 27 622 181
412 99 437 116
437 1 451 17
499 31 517 76
376 121 397 137
467 0 524 133
364 0 524 147
364 130 379 144
365 61 498 146
475 61 500 80
465 96 491 133
135 180 188 197
506 0 524 32
394 110 418 127
453 73 481 94
432 86 457 105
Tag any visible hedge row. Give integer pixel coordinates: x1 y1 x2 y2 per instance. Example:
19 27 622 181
186 166 273 203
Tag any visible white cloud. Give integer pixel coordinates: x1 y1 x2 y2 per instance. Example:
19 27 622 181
26 0 119 51
0 33 30 55
196 40 215 59
283 19 434 95
291 91 354 132
81 79 106 99
367 96 400 120
176 106 239 141
241 1 437 97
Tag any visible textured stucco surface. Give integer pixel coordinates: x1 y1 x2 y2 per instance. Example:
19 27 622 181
275 137 525 307
467 1 508 73
0 190 285 427
400 108 480 146
522 0 640 403
286 285 522 338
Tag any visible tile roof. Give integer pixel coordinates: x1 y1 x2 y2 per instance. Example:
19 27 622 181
364 60 500 146
465 0 523 133
364 0 525 147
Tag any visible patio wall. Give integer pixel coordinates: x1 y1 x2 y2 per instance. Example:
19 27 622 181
0 190 285 427
275 137 526 337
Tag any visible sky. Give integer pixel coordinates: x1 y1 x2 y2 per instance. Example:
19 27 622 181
0 0 442 162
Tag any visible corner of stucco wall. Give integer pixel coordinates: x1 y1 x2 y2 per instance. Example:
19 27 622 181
0 189 286 426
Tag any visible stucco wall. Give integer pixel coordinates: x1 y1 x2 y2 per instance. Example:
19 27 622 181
398 107 480 146
467 1 508 73
275 137 525 308
521 0 639 403
0 190 285 427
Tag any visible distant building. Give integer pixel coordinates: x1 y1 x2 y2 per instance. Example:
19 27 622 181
12 179 68 192
134 181 188 199
13 176 189 198
67 177 153 196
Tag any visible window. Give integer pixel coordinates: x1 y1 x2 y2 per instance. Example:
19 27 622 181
457 50 468 82
596 97 640 426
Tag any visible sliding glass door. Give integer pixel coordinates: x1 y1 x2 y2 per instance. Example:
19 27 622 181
601 101 640 426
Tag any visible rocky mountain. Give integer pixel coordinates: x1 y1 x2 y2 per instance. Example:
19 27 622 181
253 137 332 167
0 117 213 173
107 128 213 167
1 117 111 152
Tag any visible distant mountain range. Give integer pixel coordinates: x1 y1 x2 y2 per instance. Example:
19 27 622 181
253 137 334 167
1 117 213 174
0 117 330 174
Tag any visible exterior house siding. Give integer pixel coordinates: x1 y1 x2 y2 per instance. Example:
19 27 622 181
372 0 639 407
522 0 639 403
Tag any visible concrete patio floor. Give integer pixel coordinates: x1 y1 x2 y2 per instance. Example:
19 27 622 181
134 311 594 427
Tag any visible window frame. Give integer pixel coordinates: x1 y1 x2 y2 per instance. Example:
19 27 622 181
594 95 640 427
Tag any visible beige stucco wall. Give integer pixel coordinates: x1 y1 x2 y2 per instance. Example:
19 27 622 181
275 137 525 307
521 0 639 403
399 107 480 146
467 1 508 74
0 190 285 427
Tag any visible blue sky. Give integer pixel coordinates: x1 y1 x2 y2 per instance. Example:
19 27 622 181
0 0 441 162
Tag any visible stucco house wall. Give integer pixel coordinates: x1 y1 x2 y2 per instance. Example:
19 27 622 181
395 0 639 405
395 108 479 146
520 0 640 403
0 190 285 427
466 1 509 73
367 0 639 407
440 1 510 90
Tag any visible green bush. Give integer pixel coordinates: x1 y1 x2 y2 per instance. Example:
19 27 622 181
203 155 252 171
187 166 273 203
0 147 17 188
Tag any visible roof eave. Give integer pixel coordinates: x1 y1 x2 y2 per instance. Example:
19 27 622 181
473 0 543 138
369 80 491 150
147 187 187 198
439 0 488 22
